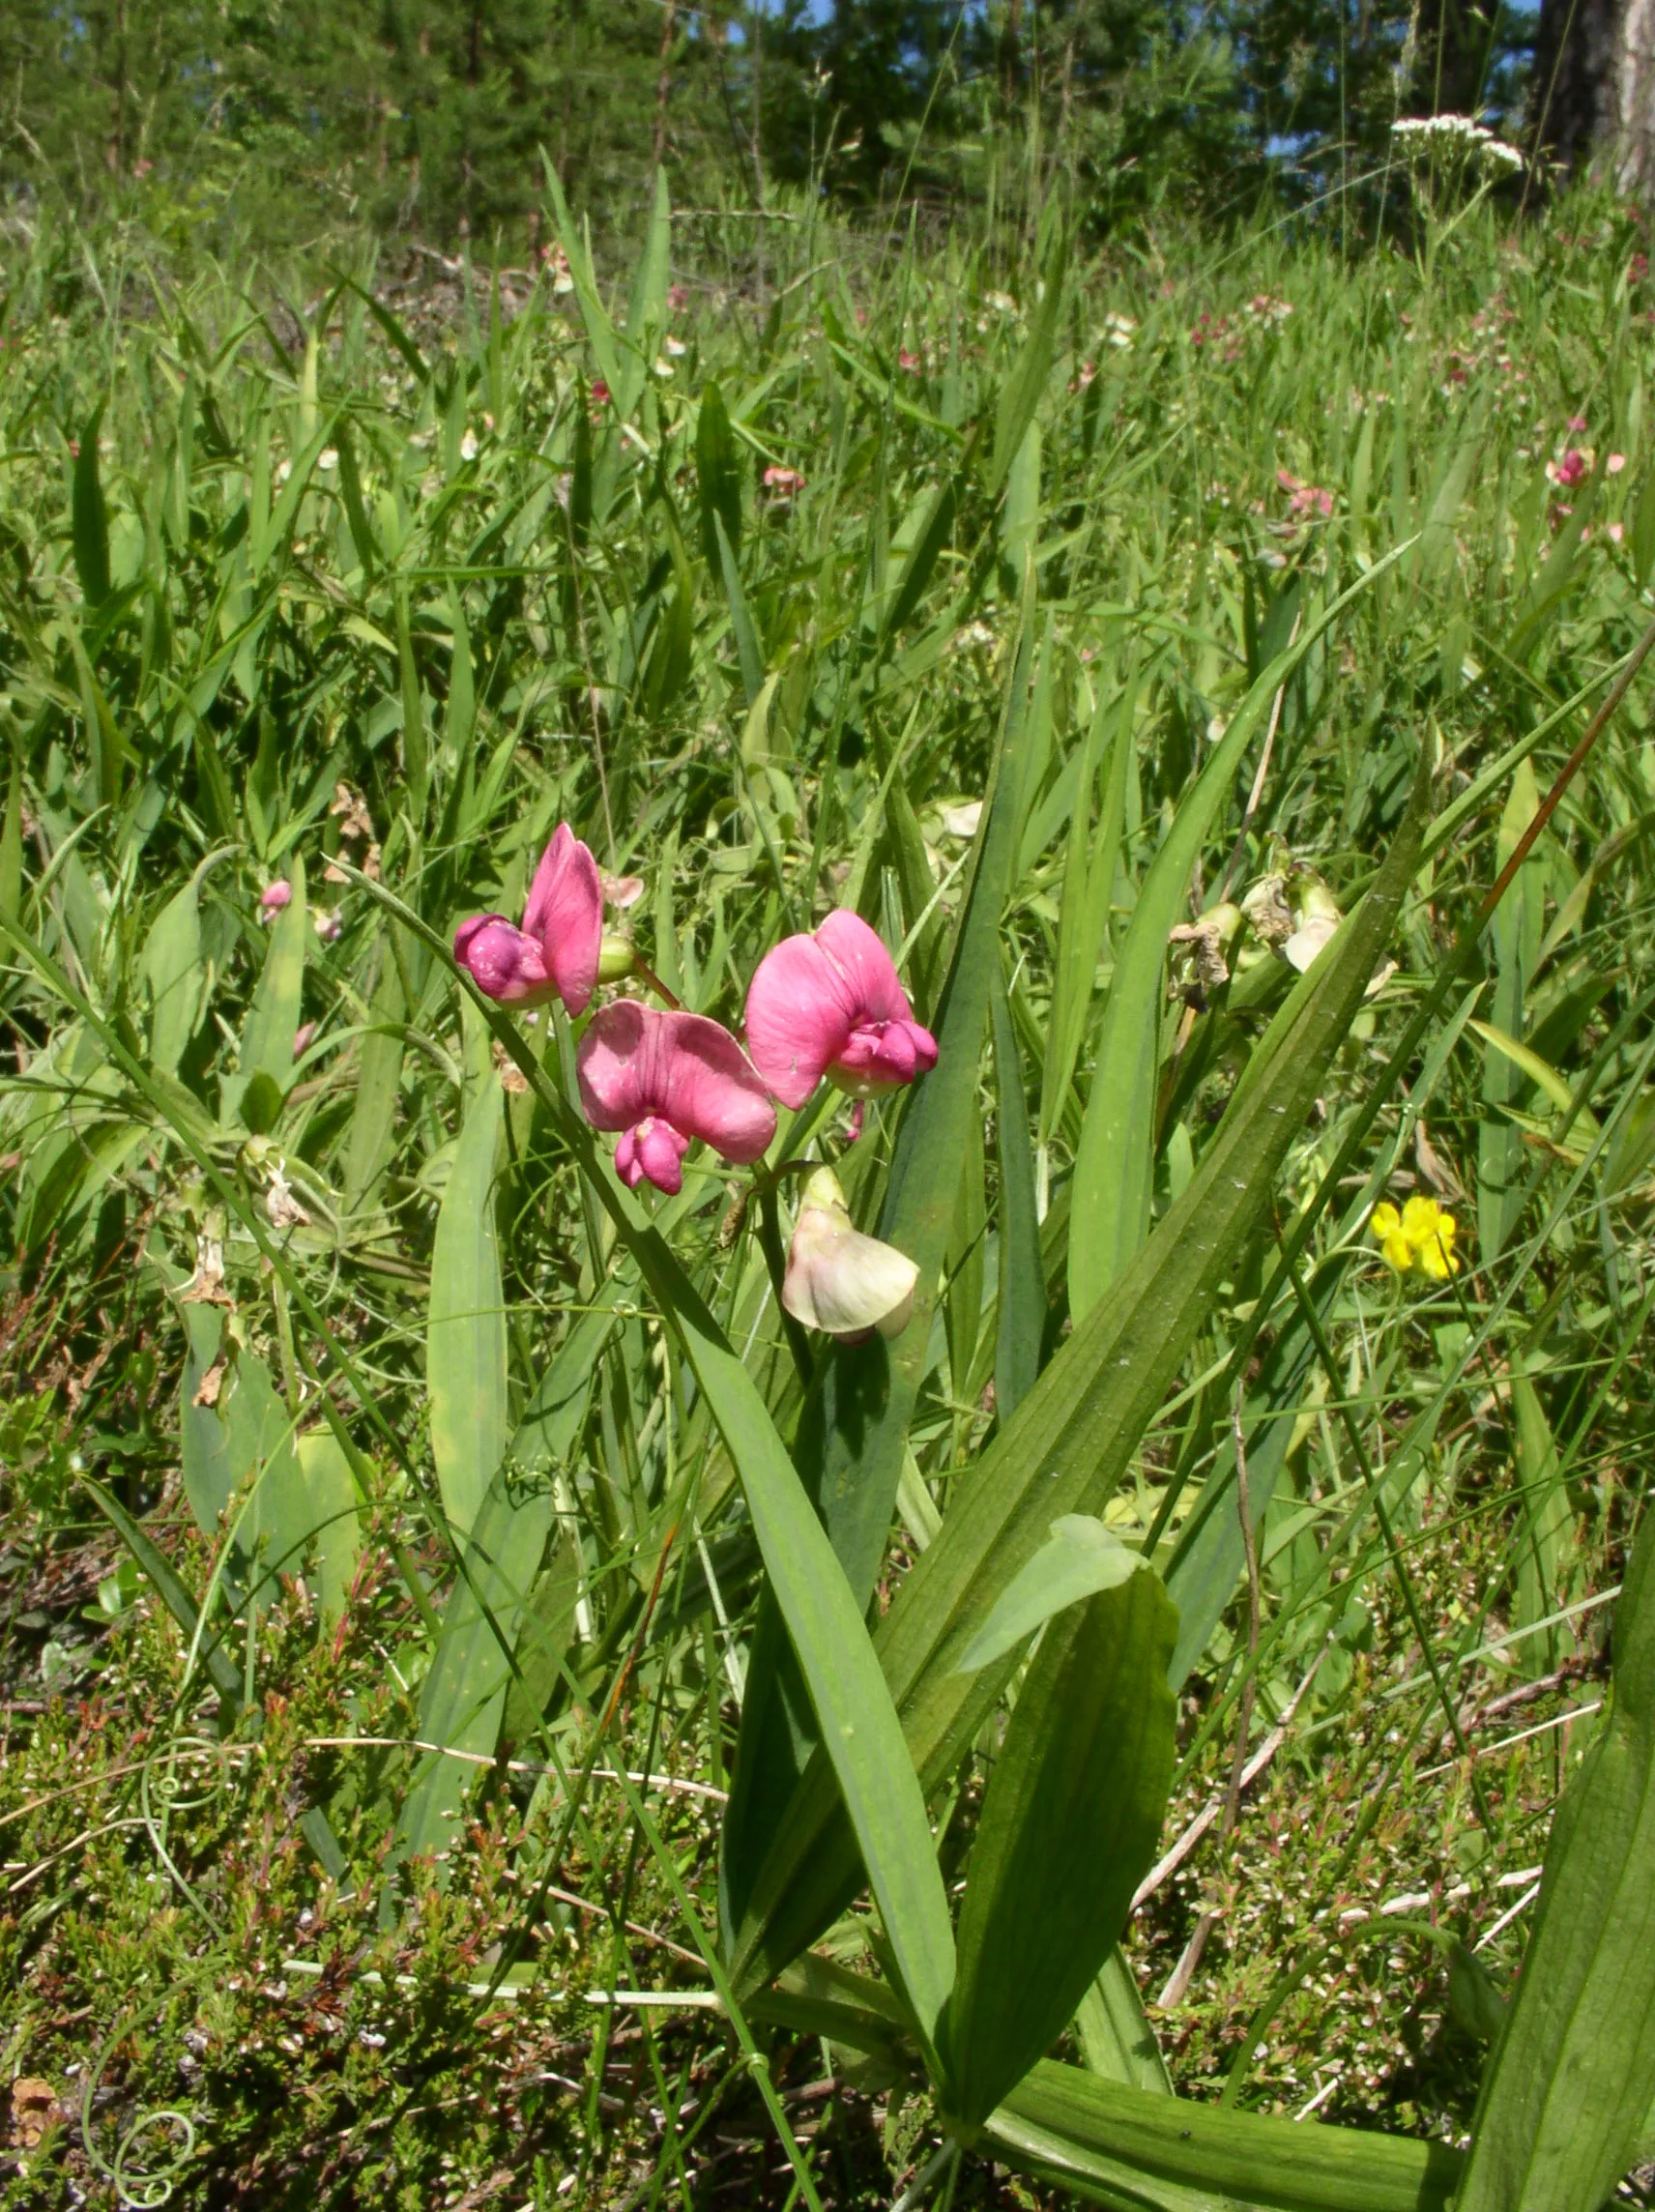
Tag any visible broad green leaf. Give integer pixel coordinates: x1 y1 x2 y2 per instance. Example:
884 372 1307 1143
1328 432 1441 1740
726 750 1429 1995
1075 1948 1172 2094
394 1450 554 1867
177 1302 309 1608
1455 1511 1655 2212
1478 759 1544 1262
989 2062 1463 2212
73 402 111 607
224 853 306 1125
140 870 207 1079
426 1079 508 1540
721 602 1036 1938
615 165 671 422
542 159 624 403
296 1433 363 1623
714 510 764 707
991 961 1044 1425
879 471 958 650
0 739 21 924
944 1571 1177 2124
1470 1018 1599 1138
955 1516 1144 1674
697 380 743 573
344 945 407 1208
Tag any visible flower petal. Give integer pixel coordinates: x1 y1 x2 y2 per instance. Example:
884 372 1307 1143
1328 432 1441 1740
577 1002 776 1167
744 931 855 1108
815 909 916 1026
654 1012 777 1164
523 824 603 1014
629 1117 690 1194
783 1192 919 1341
576 997 653 1131
454 915 554 1004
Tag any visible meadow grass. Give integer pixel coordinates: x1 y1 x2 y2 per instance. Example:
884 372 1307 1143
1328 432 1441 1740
1 179 1654 2207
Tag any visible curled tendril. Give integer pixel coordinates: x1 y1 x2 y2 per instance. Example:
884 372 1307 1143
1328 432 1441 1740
81 2001 199 2210
112 2110 198 2210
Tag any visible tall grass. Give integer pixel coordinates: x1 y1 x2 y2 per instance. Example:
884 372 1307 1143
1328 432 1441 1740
2 175 1654 2208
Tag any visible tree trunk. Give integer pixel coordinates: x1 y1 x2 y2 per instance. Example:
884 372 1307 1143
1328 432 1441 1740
1529 0 1655 190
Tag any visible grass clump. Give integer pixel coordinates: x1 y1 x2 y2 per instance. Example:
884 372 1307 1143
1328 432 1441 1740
2 177 1654 2206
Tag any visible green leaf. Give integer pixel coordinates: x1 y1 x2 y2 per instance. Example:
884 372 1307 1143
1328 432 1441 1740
73 403 111 607
1075 1948 1172 2094
944 1570 1177 2124
224 855 306 1127
726 747 1430 1997
394 1450 554 1867
879 471 958 651
344 946 407 1209
988 2062 1463 2211
955 1516 1145 1674
0 738 21 925
426 1079 508 1540
987 227 1068 499
83 1474 243 1706
697 381 743 573
714 511 764 709
615 165 671 422
721 602 1036 1936
296 1433 363 1623
1455 1511 1655 2212
139 873 205 1080
991 961 1045 1425
1068 560 1404 1324
1478 759 1544 1262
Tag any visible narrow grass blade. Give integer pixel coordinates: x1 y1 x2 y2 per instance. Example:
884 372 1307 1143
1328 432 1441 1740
991 960 1044 1424
426 1078 508 1540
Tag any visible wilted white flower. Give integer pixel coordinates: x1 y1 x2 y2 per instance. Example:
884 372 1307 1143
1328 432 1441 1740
782 1167 919 1343
1283 879 1343 972
459 427 479 462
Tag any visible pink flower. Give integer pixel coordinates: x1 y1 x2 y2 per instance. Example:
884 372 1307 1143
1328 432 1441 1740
1608 452 1627 474
259 881 292 921
1568 414 1588 431
1547 447 1591 486
590 379 611 407
743 909 938 1111
1277 469 1333 519
576 1001 776 1195
668 283 688 311
1608 521 1626 543
293 1022 317 1057
453 824 602 1015
899 348 922 374
763 465 805 500
313 908 342 943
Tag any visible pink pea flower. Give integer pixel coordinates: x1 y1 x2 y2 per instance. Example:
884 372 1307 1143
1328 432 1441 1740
763 465 805 501
576 1001 776 1195
1608 452 1627 474
1547 447 1591 486
899 348 922 374
259 880 292 922
293 1022 317 1058
743 909 938 1111
453 824 602 1015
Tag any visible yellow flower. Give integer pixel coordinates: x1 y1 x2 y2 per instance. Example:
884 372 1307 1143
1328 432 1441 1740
1369 1202 1414 1272
1405 1196 1460 1278
1369 1195 1461 1277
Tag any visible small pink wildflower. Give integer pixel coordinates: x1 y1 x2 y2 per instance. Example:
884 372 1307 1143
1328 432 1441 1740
260 881 293 922
453 824 602 1015
744 909 938 1111
576 1001 775 1195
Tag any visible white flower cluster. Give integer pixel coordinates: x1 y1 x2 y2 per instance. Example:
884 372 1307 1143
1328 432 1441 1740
1391 113 1524 174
